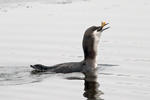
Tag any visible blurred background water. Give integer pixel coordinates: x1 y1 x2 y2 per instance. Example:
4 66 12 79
0 0 150 100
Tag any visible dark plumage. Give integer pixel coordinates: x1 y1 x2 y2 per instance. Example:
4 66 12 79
30 23 109 73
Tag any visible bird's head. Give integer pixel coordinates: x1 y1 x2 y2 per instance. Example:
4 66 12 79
96 21 110 32
84 21 110 37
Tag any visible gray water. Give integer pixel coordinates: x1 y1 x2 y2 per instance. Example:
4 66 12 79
0 0 150 100
0 0 88 4
0 64 117 86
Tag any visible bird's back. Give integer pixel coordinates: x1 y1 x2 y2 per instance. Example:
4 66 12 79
31 61 83 73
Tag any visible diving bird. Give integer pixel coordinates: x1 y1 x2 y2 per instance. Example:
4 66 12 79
30 22 110 74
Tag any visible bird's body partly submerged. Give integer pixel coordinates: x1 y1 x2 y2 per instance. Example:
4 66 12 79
31 61 83 73
31 22 109 74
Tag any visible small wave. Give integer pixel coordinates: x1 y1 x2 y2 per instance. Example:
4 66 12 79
0 66 53 86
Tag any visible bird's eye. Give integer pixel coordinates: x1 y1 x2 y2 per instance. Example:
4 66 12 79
97 27 102 31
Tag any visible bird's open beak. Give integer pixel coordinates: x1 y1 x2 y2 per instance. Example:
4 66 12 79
101 23 110 32
97 22 110 32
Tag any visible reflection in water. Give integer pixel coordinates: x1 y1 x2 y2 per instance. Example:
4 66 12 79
32 70 104 100
83 71 104 100
0 64 115 85
0 66 104 100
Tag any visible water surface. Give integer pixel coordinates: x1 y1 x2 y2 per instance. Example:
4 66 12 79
0 0 150 100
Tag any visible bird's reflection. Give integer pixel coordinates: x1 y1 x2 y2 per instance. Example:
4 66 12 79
31 70 104 100
83 71 104 100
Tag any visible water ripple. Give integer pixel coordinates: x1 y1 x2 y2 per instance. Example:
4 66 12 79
0 66 52 86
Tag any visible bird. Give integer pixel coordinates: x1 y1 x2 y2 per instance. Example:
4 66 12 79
30 22 110 74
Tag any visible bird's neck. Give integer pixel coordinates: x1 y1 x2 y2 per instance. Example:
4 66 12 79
84 50 97 61
82 38 98 68
82 29 101 68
